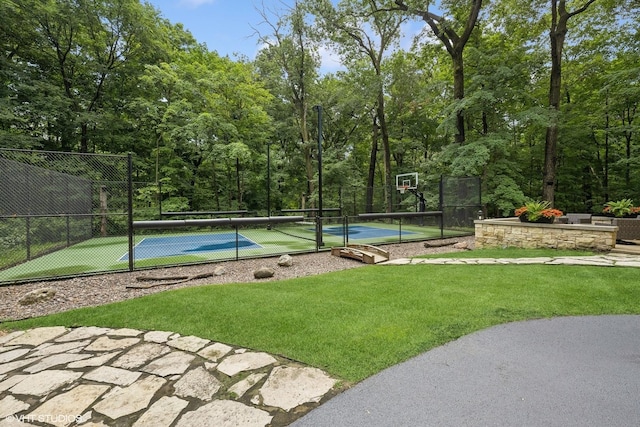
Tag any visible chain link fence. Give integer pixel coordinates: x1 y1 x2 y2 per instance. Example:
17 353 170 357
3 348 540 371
1 151 478 285
0 149 132 282
440 176 482 229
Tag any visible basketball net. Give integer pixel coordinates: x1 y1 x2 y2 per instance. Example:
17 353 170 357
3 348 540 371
399 186 408 194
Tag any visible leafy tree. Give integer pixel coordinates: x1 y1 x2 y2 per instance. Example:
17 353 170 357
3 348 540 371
309 0 407 212
395 0 483 144
254 1 321 211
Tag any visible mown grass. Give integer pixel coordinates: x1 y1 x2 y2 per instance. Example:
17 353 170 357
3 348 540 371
3 250 639 383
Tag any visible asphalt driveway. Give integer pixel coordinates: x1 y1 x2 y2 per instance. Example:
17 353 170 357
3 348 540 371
292 315 640 427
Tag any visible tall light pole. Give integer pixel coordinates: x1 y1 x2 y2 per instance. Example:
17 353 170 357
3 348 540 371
313 105 324 246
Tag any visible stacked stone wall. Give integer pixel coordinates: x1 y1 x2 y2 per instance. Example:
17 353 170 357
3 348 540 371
474 219 616 252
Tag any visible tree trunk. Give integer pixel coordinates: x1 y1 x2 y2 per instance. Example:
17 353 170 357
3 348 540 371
542 7 565 205
623 105 634 190
543 0 597 205
81 123 89 153
452 49 466 144
604 92 609 201
366 117 379 213
377 92 393 212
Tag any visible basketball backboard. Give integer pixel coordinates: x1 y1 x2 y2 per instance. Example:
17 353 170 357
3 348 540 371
396 172 418 194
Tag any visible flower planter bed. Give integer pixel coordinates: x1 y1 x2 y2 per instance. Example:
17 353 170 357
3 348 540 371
474 218 617 251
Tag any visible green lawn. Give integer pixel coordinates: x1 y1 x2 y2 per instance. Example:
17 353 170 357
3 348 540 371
3 249 639 383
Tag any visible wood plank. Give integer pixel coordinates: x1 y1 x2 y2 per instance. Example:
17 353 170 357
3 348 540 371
330 244 389 264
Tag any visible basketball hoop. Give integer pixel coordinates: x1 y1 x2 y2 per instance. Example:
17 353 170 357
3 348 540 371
396 173 418 195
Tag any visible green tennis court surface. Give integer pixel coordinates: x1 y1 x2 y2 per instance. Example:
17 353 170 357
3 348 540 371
0 223 465 283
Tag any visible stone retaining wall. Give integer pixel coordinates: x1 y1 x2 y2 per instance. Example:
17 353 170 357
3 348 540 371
474 218 617 251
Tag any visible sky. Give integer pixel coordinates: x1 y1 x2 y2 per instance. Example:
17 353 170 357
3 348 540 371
145 0 342 67
145 0 422 73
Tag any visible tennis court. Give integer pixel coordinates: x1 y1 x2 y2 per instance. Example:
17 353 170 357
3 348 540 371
123 225 416 261
0 219 467 284
120 233 262 261
322 225 417 239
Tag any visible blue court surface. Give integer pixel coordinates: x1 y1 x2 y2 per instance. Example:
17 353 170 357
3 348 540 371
120 233 262 261
322 225 417 239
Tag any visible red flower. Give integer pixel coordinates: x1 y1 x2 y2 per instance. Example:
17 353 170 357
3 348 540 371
515 207 528 217
541 208 564 218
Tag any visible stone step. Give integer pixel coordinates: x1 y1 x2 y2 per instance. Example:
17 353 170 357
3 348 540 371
611 245 640 255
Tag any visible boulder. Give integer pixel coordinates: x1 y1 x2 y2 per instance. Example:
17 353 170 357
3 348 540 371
253 267 275 279
277 254 294 267
213 266 226 276
452 241 469 250
18 288 57 306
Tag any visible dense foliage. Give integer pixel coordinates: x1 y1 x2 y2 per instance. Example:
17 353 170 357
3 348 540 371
2 0 638 217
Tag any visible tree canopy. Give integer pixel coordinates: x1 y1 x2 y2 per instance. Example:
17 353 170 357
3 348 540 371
2 0 639 216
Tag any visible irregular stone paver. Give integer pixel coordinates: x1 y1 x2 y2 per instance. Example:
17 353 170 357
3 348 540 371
0 416 38 426
93 375 166 420
55 327 112 342
614 261 640 267
175 400 272 427
198 342 233 362
217 352 277 377
9 370 82 396
110 343 170 369
142 351 195 377
0 375 27 393
167 335 210 352
257 366 337 411
0 395 30 419
173 366 222 401
83 366 141 386
26 385 108 427
0 349 30 364
0 331 25 345
143 331 174 343
228 373 266 399
0 346 19 355
85 336 140 352
4 327 67 346
67 351 121 368
0 358 39 375
132 396 189 427
386 255 640 268
30 340 90 357
23 353 91 373
108 328 142 337
0 326 338 427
